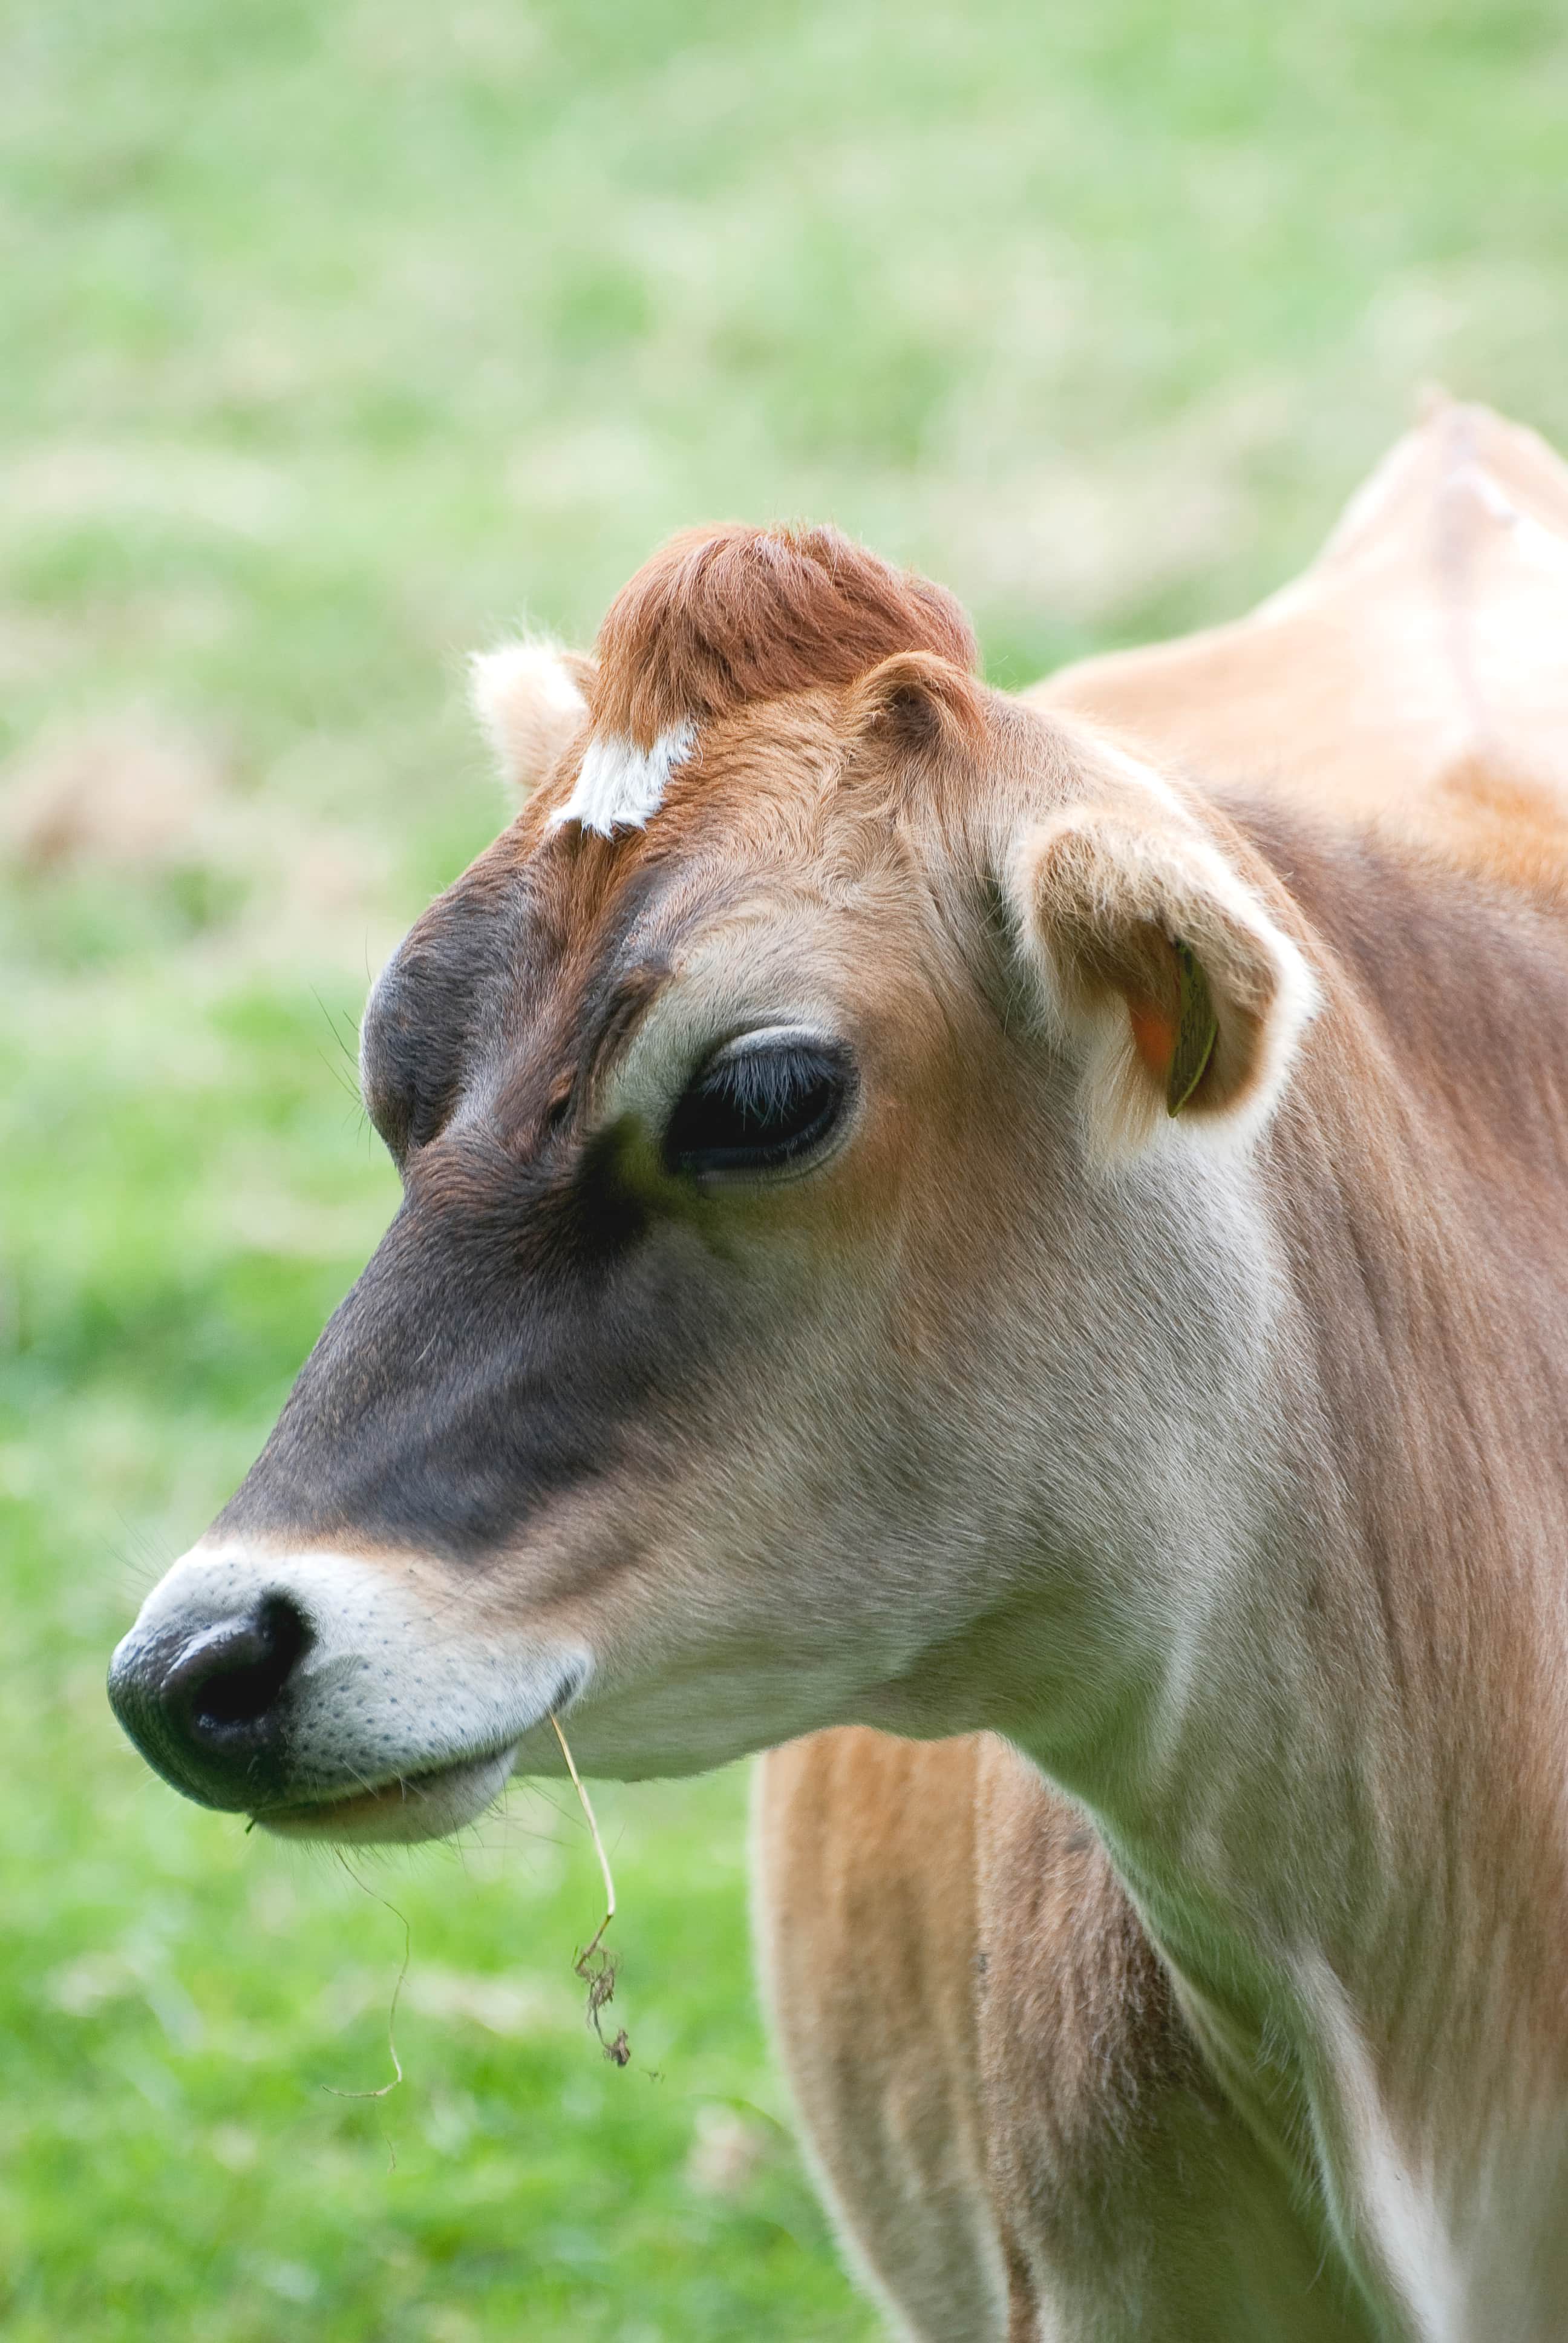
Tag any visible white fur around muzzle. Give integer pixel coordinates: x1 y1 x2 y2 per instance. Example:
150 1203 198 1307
114 1542 590 1841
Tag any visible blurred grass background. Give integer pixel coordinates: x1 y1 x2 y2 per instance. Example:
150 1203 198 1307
2 1 1566 2336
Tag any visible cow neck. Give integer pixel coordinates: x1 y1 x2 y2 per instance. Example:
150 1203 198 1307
1012 882 1568 2338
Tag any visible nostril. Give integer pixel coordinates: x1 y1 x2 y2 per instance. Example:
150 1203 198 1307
164 1594 312 1746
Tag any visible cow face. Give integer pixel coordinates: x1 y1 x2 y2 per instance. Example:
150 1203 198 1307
109 528 1315 1841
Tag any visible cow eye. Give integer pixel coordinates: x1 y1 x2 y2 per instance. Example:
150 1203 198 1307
662 1032 854 1179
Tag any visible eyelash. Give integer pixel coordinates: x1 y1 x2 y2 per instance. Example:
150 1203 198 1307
662 1038 853 1179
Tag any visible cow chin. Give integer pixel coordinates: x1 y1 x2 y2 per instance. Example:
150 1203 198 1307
255 1745 523 1844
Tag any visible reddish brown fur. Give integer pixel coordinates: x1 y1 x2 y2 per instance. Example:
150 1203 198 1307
589 523 978 746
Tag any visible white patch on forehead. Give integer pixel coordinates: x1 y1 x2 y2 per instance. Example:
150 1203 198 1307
550 719 697 837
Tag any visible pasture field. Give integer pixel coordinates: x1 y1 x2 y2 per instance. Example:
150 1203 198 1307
2 2 1565 2335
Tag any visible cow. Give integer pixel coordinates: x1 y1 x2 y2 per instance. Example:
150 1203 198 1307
109 396 1568 2342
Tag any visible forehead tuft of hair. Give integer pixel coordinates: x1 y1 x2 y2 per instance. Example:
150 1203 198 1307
590 523 979 747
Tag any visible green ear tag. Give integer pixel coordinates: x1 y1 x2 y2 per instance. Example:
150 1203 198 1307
1166 939 1218 1116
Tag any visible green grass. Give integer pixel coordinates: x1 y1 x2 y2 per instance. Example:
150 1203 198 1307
2 0 1566 2333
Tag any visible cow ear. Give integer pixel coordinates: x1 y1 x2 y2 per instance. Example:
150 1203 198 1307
1011 801 1318 1157
847 650 987 757
469 641 595 796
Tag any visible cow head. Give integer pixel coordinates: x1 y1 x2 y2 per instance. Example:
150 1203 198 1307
108 526 1316 1841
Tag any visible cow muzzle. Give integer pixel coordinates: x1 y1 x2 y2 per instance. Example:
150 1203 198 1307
107 1542 588 1843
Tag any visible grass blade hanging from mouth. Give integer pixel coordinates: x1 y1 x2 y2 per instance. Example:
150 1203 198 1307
550 1712 630 2066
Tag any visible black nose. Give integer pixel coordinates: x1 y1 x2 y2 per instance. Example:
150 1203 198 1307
107 1593 312 1810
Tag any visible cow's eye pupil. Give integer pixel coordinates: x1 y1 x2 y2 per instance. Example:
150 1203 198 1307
663 1038 852 1179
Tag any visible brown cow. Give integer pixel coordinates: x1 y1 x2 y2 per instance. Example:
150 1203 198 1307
111 398 1568 2341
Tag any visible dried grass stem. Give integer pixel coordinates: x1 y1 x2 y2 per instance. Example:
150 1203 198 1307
550 1711 630 2066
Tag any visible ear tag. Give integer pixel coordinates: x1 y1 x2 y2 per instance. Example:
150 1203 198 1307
1166 940 1218 1116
